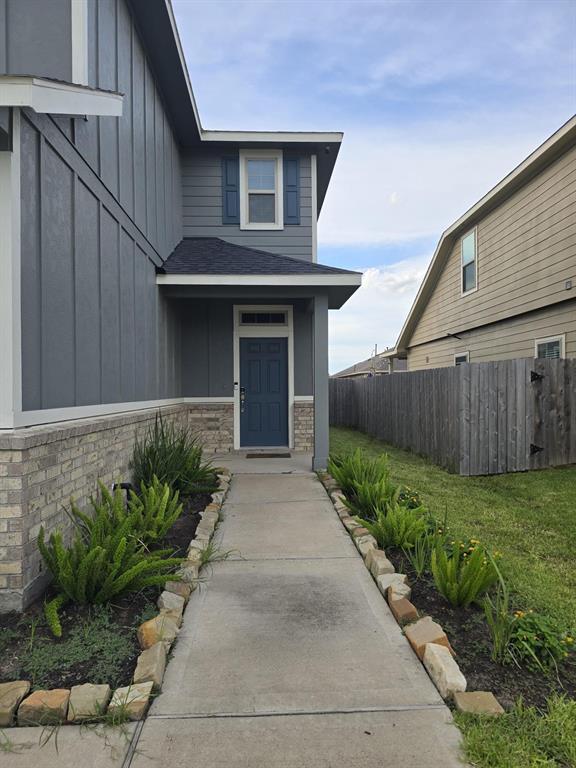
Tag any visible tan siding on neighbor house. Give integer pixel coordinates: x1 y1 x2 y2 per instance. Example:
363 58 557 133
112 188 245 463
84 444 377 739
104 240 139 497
407 299 576 369
409 143 576 350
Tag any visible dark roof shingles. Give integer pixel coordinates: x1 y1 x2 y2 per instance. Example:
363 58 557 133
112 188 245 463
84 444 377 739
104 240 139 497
158 237 359 276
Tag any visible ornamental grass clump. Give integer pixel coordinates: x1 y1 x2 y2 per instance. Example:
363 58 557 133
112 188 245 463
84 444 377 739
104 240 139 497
431 538 499 608
131 413 216 496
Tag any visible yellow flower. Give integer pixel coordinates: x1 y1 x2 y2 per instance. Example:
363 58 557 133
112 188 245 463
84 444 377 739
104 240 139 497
565 636 574 644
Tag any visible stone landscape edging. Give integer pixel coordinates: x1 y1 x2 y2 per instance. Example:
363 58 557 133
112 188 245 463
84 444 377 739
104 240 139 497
319 472 505 717
0 468 233 729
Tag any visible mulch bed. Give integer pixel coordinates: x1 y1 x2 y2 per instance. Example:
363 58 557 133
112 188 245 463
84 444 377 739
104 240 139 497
387 547 576 711
0 490 210 691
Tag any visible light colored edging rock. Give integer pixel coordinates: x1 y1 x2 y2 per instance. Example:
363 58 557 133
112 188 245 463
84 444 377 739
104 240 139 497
319 471 505 715
4 468 233 729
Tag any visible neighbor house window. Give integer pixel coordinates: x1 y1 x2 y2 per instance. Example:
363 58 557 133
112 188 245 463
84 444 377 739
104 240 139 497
454 352 470 365
535 335 565 359
461 229 477 294
240 150 283 230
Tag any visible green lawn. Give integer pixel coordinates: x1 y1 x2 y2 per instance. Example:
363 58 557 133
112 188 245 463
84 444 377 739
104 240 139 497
330 427 576 630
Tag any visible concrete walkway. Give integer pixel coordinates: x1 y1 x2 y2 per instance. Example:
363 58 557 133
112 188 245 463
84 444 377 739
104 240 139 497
3 462 465 767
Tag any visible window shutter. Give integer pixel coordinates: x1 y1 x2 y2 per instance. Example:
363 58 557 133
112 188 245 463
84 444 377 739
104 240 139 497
221 156 240 224
283 157 300 225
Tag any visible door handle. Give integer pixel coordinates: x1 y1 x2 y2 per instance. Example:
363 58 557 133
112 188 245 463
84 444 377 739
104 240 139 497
240 387 246 413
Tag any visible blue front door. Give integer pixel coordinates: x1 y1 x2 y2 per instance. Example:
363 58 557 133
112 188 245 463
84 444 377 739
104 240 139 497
240 338 288 447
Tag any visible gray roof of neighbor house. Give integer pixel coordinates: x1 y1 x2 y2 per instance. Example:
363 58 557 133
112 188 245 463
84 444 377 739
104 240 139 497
333 355 392 378
158 238 360 276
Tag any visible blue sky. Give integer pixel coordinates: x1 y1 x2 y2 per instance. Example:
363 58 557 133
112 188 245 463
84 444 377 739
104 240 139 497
173 0 576 372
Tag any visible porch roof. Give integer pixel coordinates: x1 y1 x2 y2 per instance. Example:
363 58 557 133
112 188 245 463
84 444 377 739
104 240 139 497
156 238 361 309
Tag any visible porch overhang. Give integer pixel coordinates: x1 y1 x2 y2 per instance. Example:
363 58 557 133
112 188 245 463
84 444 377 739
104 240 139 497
157 237 361 309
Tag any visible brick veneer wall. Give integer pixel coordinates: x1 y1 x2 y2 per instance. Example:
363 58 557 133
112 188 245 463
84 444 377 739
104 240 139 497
0 399 314 612
294 401 314 452
0 405 192 613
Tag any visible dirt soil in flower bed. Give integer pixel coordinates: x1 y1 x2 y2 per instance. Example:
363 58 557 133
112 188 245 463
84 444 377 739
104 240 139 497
387 548 576 711
0 491 210 691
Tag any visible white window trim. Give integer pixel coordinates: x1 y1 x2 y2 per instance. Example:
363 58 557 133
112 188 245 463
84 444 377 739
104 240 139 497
454 351 470 365
534 334 565 359
239 149 284 231
233 305 294 450
461 227 478 296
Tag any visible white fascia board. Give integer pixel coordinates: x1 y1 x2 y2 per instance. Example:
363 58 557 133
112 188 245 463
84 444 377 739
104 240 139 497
157 274 362 287
164 0 204 134
0 77 123 116
201 130 343 144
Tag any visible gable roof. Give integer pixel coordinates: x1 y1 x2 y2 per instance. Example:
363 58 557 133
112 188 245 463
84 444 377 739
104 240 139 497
388 114 576 357
128 1 342 210
158 238 359 276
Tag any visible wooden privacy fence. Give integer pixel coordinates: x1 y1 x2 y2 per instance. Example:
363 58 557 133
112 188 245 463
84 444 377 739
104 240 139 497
329 358 576 476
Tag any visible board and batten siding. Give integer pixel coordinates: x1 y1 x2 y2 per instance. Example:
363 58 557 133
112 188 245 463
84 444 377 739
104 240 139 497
17 0 184 411
407 299 576 369
181 150 313 260
409 143 576 352
179 299 314 398
20 110 181 411
0 0 73 82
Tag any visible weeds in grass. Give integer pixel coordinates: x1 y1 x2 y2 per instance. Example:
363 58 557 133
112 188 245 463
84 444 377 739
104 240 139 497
456 695 576 768
21 606 135 689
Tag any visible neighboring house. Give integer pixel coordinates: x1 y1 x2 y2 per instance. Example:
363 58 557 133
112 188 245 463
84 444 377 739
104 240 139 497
385 116 576 370
0 0 360 611
333 353 406 378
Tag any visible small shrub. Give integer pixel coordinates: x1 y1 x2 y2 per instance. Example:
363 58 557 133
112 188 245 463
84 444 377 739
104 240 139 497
403 531 436 578
431 539 498 608
38 486 182 635
328 449 391 500
397 486 423 510
342 476 399 519
355 499 429 550
131 413 216 496
509 611 573 673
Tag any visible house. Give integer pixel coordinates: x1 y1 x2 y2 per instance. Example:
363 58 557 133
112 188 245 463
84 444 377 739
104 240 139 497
332 353 406 378
384 116 576 369
0 0 360 611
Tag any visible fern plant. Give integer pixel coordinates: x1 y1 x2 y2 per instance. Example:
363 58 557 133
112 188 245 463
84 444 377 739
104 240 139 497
37 484 183 636
431 539 498 608
328 449 390 500
131 413 216 496
355 499 429 550
342 476 400 520
129 476 183 545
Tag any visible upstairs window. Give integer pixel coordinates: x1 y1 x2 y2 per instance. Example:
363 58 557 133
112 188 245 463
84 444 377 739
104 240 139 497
461 229 477 294
535 335 564 359
240 150 283 230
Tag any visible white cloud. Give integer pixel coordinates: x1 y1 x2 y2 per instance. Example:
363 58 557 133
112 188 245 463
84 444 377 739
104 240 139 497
329 257 429 373
319 124 553 247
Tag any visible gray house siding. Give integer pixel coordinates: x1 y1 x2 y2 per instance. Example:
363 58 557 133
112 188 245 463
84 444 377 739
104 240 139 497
0 0 72 82
19 109 181 411
179 299 314 398
18 0 184 411
181 151 313 260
